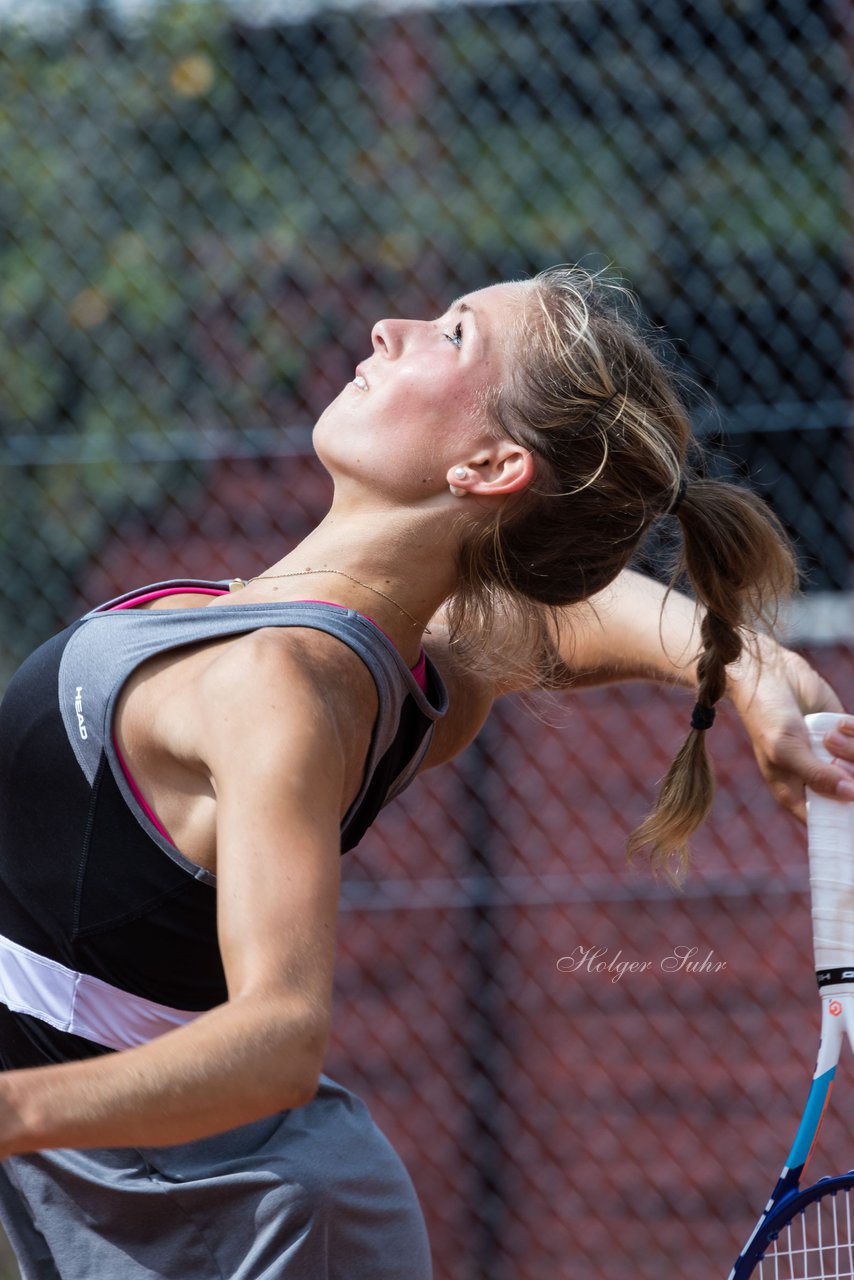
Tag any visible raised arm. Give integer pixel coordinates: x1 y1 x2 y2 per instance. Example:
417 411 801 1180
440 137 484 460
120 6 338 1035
553 569 854 821
425 566 854 822
550 567 702 689
0 632 371 1155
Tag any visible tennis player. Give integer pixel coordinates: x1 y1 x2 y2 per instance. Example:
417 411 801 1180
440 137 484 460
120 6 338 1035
0 267 850 1279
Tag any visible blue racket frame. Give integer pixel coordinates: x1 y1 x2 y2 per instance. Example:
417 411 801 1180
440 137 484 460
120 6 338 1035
730 1171 854 1277
728 987 852 1277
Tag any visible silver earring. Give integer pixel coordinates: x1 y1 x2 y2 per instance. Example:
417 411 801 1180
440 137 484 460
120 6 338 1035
453 466 467 479
449 485 466 497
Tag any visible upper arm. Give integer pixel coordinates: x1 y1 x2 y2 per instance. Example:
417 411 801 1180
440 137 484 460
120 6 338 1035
424 572 700 705
194 633 373 1023
417 576 688 773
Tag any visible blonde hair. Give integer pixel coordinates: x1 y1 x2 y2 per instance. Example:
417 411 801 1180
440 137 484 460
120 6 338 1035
446 265 797 873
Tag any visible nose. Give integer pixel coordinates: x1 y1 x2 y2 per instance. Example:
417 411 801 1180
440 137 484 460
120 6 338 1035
371 316 415 358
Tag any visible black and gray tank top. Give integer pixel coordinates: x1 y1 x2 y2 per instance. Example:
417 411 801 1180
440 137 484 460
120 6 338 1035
0 579 448 1068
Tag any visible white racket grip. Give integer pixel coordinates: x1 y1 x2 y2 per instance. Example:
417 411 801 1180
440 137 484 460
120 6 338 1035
805 713 854 975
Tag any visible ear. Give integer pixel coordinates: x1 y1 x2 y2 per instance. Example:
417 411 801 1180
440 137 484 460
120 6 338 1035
446 443 535 498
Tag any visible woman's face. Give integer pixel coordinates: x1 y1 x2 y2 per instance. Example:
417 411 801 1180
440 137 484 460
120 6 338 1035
313 281 531 501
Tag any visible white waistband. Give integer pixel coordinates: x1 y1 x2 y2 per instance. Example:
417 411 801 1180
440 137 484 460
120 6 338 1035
0 932 202 1051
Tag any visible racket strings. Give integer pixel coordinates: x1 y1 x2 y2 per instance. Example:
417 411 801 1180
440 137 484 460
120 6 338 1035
756 1191 854 1279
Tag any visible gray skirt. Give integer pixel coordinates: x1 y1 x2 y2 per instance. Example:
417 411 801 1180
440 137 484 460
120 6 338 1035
0 1076 432 1280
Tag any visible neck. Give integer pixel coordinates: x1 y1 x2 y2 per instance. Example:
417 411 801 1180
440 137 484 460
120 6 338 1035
239 502 462 664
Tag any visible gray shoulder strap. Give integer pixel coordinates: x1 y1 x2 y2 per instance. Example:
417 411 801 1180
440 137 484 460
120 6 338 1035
58 581 447 881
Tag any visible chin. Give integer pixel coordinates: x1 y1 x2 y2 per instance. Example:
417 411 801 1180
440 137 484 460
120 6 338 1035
311 412 360 480
311 403 338 457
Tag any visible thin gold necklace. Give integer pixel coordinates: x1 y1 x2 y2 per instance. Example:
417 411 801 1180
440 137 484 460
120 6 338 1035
228 569 430 633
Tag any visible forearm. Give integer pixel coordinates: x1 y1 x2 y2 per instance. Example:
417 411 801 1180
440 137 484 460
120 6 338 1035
0 992 326 1155
558 569 702 690
553 572 854 820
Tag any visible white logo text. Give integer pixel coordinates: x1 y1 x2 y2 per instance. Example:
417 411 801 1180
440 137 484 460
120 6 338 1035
74 686 88 740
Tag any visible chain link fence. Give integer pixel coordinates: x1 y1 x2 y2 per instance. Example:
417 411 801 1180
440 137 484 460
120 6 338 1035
0 1 851 1276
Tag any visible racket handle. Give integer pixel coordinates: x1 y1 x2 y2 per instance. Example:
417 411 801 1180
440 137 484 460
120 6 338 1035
805 713 854 977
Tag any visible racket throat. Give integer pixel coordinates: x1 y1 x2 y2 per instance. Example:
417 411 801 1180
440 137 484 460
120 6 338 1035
783 1065 836 1179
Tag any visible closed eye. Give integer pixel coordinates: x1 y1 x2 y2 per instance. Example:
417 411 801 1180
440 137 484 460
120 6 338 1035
443 322 463 349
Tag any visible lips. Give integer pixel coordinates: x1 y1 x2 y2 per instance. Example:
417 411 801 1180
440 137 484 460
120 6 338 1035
353 366 369 390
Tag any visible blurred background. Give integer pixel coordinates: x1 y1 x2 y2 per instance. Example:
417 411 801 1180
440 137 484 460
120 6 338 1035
0 0 850 1276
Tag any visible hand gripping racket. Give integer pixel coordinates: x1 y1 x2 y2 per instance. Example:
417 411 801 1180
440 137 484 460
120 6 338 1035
729 712 854 1279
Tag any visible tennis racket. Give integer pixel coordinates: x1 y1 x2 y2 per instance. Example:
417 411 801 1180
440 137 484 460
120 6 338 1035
729 711 854 1279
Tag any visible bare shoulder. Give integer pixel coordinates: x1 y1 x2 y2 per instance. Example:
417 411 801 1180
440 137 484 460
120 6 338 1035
192 626 378 789
200 624 377 709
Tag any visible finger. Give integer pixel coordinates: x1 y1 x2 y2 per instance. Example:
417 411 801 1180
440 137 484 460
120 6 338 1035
826 720 854 763
795 760 854 802
766 729 854 801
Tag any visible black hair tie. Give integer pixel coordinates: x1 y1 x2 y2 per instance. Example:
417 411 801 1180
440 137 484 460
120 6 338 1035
690 702 716 732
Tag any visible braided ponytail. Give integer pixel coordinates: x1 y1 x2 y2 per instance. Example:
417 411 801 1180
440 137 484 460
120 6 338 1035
439 264 797 873
627 477 797 875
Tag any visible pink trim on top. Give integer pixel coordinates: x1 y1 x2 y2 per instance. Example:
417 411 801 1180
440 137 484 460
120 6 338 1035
108 587 226 610
107 586 227 848
410 650 427 691
112 734 175 846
